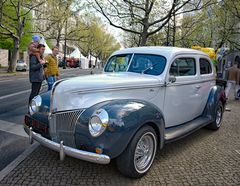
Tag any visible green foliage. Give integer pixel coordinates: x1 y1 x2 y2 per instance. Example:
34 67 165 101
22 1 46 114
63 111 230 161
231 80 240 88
0 38 14 49
20 17 32 51
175 0 240 50
72 15 121 61
0 0 33 51
46 40 53 49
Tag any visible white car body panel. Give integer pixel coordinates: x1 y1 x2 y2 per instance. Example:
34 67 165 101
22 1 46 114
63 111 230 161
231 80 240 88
52 72 165 112
51 47 215 127
163 54 215 127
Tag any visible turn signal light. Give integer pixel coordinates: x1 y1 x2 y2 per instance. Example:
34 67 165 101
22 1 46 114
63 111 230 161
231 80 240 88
95 147 103 154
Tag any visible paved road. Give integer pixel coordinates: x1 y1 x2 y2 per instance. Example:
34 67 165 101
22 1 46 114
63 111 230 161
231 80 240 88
0 100 239 185
0 68 101 171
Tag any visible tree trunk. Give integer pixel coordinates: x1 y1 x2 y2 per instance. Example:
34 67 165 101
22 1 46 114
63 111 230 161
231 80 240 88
166 22 170 46
140 34 147 46
8 39 19 73
56 26 62 48
139 27 148 46
56 38 60 48
172 13 176 47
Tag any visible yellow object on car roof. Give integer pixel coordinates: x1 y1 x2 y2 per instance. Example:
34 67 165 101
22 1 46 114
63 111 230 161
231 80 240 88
191 45 216 60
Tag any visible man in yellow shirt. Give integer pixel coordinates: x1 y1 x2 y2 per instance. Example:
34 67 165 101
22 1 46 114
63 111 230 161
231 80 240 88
44 46 60 90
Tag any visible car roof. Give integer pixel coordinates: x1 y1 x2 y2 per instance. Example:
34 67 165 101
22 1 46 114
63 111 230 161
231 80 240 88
112 46 209 60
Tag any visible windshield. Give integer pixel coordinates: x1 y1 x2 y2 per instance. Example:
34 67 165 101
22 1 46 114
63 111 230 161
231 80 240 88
105 53 166 75
105 54 132 72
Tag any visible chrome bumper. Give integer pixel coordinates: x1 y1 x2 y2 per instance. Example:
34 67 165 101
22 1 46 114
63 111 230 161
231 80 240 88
24 126 110 164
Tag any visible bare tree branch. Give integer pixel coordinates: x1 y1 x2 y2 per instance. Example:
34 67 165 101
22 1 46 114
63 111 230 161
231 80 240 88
93 0 141 35
0 22 18 39
21 1 46 17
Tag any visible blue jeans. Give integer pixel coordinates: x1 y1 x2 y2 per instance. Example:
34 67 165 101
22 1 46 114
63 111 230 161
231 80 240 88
47 76 56 91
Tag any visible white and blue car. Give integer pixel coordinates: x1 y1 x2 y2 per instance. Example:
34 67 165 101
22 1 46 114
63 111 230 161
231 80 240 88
24 47 226 178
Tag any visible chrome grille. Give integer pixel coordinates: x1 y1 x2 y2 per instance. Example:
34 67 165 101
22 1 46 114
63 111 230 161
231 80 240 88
49 110 83 148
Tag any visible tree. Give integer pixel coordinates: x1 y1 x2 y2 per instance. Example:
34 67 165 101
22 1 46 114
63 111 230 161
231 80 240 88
90 0 214 46
219 0 240 50
0 0 45 72
73 16 121 63
177 0 240 50
32 0 77 47
32 0 93 51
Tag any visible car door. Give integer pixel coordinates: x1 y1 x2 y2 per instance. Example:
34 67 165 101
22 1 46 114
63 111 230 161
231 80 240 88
163 55 202 128
197 57 216 113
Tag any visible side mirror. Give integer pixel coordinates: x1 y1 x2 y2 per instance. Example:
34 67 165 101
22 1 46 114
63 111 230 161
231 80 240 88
169 76 176 83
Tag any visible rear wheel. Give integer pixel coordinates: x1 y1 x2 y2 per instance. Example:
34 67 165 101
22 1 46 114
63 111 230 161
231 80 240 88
207 101 224 130
116 126 157 178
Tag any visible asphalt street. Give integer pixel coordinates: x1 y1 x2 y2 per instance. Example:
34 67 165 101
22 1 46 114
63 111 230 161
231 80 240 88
0 68 101 171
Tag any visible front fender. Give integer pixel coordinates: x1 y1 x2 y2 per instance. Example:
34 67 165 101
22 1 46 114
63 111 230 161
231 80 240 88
202 85 226 120
75 99 165 158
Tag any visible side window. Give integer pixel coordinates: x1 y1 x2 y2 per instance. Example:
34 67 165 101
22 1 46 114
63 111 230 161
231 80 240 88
200 58 212 74
170 58 196 76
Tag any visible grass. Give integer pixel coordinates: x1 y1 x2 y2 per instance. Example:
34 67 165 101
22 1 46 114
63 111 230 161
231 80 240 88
0 67 18 76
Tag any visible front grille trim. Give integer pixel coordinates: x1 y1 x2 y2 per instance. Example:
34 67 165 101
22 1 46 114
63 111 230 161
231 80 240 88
49 109 84 148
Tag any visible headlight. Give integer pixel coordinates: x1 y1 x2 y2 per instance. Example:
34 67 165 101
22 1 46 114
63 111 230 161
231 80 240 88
29 95 42 115
89 109 109 137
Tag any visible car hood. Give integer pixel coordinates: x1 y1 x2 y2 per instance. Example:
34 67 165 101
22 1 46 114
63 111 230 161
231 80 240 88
52 72 165 112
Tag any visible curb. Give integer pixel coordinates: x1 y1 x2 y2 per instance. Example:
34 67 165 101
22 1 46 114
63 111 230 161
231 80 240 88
0 142 40 182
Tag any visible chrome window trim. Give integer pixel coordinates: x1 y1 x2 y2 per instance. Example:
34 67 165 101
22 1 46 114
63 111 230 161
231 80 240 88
105 53 167 76
126 53 134 72
199 58 213 75
170 57 197 77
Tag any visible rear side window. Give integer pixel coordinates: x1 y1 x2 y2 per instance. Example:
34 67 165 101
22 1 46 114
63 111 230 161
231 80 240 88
200 58 212 74
170 58 196 76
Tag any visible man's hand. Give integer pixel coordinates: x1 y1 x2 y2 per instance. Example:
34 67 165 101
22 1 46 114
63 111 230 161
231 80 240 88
40 60 46 65
56 76 60 80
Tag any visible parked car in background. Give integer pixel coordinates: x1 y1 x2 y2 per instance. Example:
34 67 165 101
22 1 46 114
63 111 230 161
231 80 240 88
67 57 80 68
16 60 27 71
24 47 226 178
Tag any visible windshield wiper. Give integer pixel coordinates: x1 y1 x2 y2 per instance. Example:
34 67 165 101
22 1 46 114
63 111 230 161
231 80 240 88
141 63 158 74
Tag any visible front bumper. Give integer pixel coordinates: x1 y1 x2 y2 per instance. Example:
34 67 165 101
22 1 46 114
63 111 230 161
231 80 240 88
16 66 26 71
24 125 110 164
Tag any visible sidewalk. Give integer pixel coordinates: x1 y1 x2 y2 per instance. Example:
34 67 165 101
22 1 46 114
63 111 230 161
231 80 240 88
0 67 28 78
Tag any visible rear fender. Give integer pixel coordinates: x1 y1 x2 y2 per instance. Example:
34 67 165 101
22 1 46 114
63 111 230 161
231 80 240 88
202 85 226 120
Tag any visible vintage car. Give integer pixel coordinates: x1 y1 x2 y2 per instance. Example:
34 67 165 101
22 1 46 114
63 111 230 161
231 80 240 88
24 47 226 178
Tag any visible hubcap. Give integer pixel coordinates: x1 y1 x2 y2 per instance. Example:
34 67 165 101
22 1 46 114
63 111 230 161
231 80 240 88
134 132 156 173
216 105 223 127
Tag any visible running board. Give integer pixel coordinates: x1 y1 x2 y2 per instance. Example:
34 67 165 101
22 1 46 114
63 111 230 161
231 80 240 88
164 117 212 143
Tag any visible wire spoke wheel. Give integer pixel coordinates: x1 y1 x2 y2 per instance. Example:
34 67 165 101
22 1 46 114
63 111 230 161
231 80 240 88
216 104 223 127
134 132 156 173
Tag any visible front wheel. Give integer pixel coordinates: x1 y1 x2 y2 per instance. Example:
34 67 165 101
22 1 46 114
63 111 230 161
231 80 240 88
207 101 224 130
116 126 157 178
